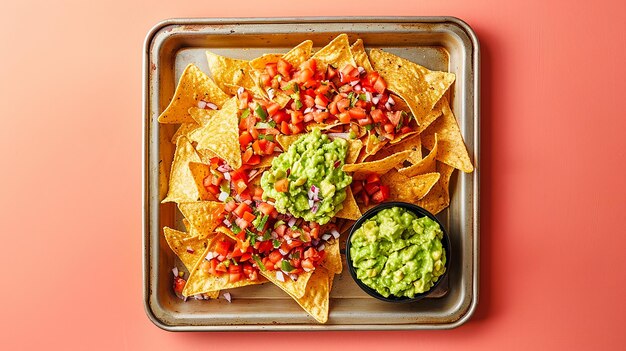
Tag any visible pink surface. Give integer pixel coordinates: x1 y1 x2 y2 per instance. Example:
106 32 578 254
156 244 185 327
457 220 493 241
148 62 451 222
1 0 625 349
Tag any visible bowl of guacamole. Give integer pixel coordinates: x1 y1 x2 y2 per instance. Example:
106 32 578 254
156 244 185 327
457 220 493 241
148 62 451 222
346 202 450 302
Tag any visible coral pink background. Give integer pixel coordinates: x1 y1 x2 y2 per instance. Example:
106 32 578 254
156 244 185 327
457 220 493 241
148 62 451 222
1 0 625 349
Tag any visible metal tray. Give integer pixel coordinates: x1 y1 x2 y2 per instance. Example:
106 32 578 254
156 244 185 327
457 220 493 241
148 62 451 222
143 17 480 331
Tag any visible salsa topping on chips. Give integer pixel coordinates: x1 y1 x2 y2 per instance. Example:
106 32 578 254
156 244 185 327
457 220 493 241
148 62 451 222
157 35 473 323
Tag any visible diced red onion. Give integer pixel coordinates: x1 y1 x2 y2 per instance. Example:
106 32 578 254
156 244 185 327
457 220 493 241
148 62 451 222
331 229 340 239
197 100 207 109
172 267 179 277
315 104 326 110
222 219 232 227
218 191 229 202
321 233 332 241
350 80 359 86
304 113 314 122
388 95 395 105
206 251 215 260
248 169 258 179
385 102 392 110
267 200 275 206
217 164 232 172
328 133 349 140
285 237 292 244
217 254 226 261
311 204 319 213
372 95 381 104
183 296 188 302
275 271 285 282
357 66 366 75
274 146 282 152
223 172 231 181
194 294 203 300
244 199 253 205
268 88 275 100
303 266 312 272
286 168 291 176
333 160 341 168
318 244 325 251
279 248 288 255
288 217 297 227
206 102 218 110
312 239 320 246
289 273 298 281
308 199 315 209
271 231 278 239
256 236 264 242
365 92 372 102
237 86 244 95
354 84 361 91
339 72 344 82
186 246 194 254
303 107 313 114
223 292 232 303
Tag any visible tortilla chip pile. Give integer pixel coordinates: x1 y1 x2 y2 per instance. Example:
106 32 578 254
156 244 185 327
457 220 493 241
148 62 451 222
157 34 473 324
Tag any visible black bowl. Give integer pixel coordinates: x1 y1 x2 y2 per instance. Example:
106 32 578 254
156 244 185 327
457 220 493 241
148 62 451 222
345 202 451 303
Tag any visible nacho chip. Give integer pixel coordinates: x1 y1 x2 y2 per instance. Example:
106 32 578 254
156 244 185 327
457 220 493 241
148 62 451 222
320 239 342 275
398 134 439 177
350 39 373 72
254 155 275 169
183 234 266 297
162 136 202 203
157 64 230 124
198 149 218 164
369 49 455 127
370 133 422 164
312 34 356 74
188 107 218 126
188 162 217 201
343 150 412 180
421 98 474 173
291 268 331 323
345 139 363 164
276 133 303 151
416 162 455 214
189 97 242 169
260 269 312 299
418 97 444 133
249 40 313 70
380 170 440 203
205 51 255 95
178 201 225 239
163 227 209 271
335 186 361 220
171 122 201 144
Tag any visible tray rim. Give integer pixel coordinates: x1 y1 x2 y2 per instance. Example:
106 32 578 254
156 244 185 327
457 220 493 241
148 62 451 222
142 16 480 331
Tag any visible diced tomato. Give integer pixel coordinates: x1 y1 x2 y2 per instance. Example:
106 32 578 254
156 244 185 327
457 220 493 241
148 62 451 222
310 227 320 240
372 185 390 203
364 182 380 196
242 211 255 223
359 190 370 207
315 94 329 107
313 111 330 123
234 202 253 218
301 258 314 271
277 58 292 78
274 178 289 193
257 241 273 254
383 123 395 134
268 250 283 264
370 108 385 123
357 116 373 126
364 72 380 87
240 253 252 262
271 110 290 124
171 277 186 296
326 65 337 80
215 240 232 257
224 200 238 213
257 202 275 216
400 126 413 134
260 73 271 87
242 148 254 163
340 64 358 83
266 102 280 117
210 172 224 186
328 101 339 115
304 247 319 260
337 111 351 123
252 186 264 201
336 98 350 113
249 125 259 139
265 62 278 78
204 183 220 196
239 131 253 148
280 121 291 135
233 179 247 194
228 267 242 283
246 154 261 165
348 107 366 120
252 140 263 155
264 141 276 155
290 122 304 134
387 110 402 126
366 173 381 184
262 257 274 271
314 84 331 96
297 68 314 83
290 110 304 124
274 224 287 237
238 91 251 109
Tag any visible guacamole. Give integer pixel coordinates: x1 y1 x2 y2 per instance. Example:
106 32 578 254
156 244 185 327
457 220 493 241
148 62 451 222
349 207 446 298
261 129 352 224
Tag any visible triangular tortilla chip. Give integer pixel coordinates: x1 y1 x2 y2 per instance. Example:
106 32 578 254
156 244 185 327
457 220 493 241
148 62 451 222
421 98 474 173
345 139 363 164
291 268 331 323
416 162 455 214
320 239 342 275
418 97 444 133
157 64 230 124
343 150 412 180
183 234 266 297
350 39 373 72
312 34 356 74
188 107 218 126
380 170 440 203
189 97 242 169
276 134 303 151
369 49 455 127
171 122 201 144
188 162 217 201
205 51 255 95
178 201 225 239
249 40 313 70
398 134 439 177
335 186 361 220
260 269 312 299
163 227 209 271
162 136 202 203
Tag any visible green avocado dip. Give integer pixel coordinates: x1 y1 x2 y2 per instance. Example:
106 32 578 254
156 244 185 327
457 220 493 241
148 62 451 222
349 207 446 298
261 128 352 225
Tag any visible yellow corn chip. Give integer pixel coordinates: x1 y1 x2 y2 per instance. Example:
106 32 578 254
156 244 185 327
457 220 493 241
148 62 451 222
249 40 313 70
398 134 439 177
416 162 455 214
335 186 361 220
171 122 201 144
178 201 225 240
380 170 441 203
343 150 412 180
158 64 230 124
255 155 275 169
276 134 303 151
291 268 331 323
370 133 422 165
205 51 255 95
162 136 202 203
198 149 218 164
188 162 217 201
369 49 455 127
189 97 242 170
312 34 356 74
188 107 218 126
321 239 342 275
183 234 266 297
346 139 363 164
421 98 474 173
350 39 373 72
260 269 312 299
418 97 444 133
163 227 209 271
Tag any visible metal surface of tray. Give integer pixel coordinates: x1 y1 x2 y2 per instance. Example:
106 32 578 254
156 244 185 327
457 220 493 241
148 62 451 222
143 17 480 331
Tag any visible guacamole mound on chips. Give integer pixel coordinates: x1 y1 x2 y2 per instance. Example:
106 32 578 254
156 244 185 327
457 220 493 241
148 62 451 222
261 129 352 224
